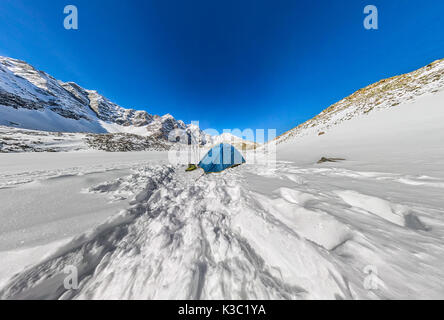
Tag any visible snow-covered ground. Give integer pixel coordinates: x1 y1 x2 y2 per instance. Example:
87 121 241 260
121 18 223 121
0 152 168 286
0 86 443 300
1 55 444 300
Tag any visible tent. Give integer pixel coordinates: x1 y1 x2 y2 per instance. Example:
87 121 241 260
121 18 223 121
198 143 246 174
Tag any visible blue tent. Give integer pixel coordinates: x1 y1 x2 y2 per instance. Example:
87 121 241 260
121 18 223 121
199 143 246 174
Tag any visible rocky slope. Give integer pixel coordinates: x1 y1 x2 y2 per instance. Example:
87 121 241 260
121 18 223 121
0 126 173 153
0 56 212 145
276 58 444 144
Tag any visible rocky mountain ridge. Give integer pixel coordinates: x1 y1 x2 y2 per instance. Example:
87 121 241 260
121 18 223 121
276 58 444 144
0 56 213 145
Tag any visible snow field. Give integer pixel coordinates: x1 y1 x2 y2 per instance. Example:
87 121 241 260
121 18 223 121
2 156 444 299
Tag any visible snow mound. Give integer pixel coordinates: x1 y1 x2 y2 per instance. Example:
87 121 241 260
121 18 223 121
336 190 408 227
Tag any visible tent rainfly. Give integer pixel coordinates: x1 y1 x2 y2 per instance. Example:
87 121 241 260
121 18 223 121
198 143 246 174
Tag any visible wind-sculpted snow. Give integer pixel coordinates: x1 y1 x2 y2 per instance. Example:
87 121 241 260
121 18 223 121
0 164 348 300
0 151 167 189
2 160 444 300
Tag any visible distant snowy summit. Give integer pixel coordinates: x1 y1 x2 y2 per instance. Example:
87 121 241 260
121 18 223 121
276 58 444 144
0 56 232 148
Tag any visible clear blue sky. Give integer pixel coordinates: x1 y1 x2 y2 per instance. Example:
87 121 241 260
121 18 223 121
0 0 443 135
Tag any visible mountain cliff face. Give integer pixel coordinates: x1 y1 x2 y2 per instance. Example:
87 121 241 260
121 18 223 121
276 58 444 144
0 56 211 144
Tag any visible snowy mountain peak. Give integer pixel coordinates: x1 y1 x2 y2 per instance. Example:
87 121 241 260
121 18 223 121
0 56 211 144
161 113 174 120
0 56 50 91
